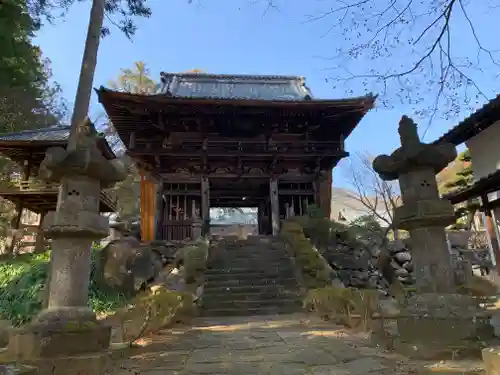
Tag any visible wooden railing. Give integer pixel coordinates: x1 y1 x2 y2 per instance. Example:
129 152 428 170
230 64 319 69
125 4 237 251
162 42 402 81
161 220 193 241
132 140 344 156
0 179 118 212
0 180 60 192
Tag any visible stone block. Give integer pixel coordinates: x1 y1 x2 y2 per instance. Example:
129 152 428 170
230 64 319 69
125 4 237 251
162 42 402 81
394 316 490 359
23 352 108 375
483 347 500 375
8 321 111 359
417 360 484 375
393 338 482 360
395 199 455 230
394 300 492 360
43 210 108 239
397 316 480 344
0 365 38 375
0 320 12 348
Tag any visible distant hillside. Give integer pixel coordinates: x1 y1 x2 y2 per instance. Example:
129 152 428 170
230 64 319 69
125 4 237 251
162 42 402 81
330 187 389 224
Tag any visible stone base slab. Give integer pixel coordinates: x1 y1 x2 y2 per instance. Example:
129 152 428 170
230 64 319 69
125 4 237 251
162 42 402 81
482 347 500 375
416 360 484 375
393 338 484 360
22 352 108 375
393 293 494 360
8 321 111 359
0 365 38 375
394 316 490 359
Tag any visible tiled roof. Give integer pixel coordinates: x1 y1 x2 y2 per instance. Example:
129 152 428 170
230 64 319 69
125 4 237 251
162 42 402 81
443 169 500 204
159 72 313 101
433 95 500 146
0 125 70 142
0 125 116 160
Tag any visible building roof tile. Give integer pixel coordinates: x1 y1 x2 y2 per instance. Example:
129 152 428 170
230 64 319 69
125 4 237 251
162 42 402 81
0 125 70 142
159 72 314 101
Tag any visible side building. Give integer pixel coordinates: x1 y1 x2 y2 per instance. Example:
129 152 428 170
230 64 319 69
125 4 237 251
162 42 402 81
0 125 118 253
434 95 500 270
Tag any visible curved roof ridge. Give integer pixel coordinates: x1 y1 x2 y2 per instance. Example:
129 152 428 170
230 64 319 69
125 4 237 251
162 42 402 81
160 71 306 81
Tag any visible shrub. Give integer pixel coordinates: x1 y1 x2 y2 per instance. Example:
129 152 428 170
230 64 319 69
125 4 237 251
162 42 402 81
176 239 209 285
281 220 331 288
0 249 130 326
304 286 380 330
110 285 194 346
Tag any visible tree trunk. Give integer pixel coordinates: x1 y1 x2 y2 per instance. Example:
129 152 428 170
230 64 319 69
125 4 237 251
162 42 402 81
393 228 400 240
67 0 106 150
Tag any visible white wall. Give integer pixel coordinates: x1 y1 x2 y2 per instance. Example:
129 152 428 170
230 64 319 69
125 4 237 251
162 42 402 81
466 120 500 259
466 120 500 201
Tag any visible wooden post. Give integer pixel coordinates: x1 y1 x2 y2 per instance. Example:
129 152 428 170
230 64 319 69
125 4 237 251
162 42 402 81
23 156 32 180
35 211 47 253
154 180 163 240
269 176 280 236
7 201 23 255
201 176 210 237
482 194 500 275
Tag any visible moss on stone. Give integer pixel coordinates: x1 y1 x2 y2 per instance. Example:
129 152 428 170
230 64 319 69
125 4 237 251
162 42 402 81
281 220 331 288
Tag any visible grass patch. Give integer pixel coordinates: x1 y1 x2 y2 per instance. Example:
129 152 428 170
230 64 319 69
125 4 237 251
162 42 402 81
0 249 131 326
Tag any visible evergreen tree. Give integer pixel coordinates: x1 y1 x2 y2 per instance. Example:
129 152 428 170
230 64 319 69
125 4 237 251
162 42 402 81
444 149 479 230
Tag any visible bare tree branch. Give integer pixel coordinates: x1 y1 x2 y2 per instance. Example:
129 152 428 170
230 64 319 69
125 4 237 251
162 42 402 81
310 0 499 124
345 152 402 237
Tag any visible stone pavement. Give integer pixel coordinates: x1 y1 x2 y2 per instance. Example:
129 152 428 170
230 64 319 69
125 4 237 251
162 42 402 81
109 313 444 375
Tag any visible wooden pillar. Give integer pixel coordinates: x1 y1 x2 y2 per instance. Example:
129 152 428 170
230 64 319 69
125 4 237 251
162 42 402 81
482 194 500 275
35 211 47 253
22 157 32 180
270 176 280 236
201 176 210 237
6 201 23 254
139 170 157 241
154 180 163 240
316 170 332 218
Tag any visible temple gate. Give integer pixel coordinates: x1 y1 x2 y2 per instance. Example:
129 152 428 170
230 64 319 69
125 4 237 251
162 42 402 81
98 72 375 240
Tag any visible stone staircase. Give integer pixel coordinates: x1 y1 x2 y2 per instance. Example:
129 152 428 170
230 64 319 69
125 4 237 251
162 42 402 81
200 236 303 317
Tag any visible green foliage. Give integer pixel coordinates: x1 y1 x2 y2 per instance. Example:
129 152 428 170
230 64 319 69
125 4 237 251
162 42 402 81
444 150 474 192
348 215 384 243
0 249 129 326
0 0 66 134
304 286 380 330
26 0 152 38
281 221 331 288
176 239 209 284
442 149 478 230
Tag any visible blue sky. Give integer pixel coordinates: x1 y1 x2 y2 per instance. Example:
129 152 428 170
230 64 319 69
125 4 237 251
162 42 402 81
33 0 499 188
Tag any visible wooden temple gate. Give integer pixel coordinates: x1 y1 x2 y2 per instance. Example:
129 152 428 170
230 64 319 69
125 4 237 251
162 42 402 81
100 72 375 241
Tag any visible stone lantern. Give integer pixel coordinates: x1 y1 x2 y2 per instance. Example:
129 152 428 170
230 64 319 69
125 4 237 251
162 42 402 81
372 115 493 359
8 119 127 373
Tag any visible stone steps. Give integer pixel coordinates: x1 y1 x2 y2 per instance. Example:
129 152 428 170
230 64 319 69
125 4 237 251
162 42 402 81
201 236 302 317
204 266 293 274
202 290 299 301
203 283 298 293
202 298 302 310
204 270 296 280
199 306 300 317
204 277 298 289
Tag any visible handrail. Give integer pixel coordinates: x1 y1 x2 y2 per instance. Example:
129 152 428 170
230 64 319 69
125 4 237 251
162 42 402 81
0 180 118 208
130 140 344 155
0 180 60 192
